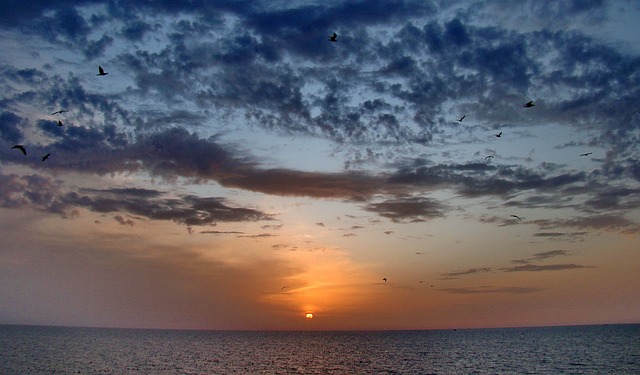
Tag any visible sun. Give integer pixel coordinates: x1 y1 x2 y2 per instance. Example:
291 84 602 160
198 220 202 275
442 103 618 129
305 313 314 319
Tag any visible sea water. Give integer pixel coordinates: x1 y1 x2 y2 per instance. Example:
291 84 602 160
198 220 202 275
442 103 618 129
1 324 638 374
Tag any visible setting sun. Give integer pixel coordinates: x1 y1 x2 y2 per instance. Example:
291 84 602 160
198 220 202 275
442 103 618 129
306 313 314 319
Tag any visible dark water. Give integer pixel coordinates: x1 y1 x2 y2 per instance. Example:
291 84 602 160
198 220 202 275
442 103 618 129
1 324 638 374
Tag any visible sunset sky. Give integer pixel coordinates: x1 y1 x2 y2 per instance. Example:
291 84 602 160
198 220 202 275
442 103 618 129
1 0 639 331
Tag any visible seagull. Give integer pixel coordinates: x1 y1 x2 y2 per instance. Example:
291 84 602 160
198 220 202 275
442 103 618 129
495 131 502 138
51 110 68 115
382 277 387 282
97 66 108 76
580 152 592 156
11 145 27 156
510 215 522 220
523 101 535 108
328 33 337 42
457 115 466 122
42 153 51 161
57 120 63 126
485 155 494 160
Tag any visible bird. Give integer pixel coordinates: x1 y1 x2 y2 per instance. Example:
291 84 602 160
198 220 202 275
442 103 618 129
495 131 502 138
382 277 387 282
485 155 494 160
580 152 592 156
281 286 289 291
457 115 466 122
510 215 522 220
11 145 27 156
51 110 68 115
42 153 51 161
328 33 337 42
57 120 63 126
523 101 535 108
97 66 108 76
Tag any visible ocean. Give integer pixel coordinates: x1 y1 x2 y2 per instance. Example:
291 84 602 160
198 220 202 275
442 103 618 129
1 324 638 374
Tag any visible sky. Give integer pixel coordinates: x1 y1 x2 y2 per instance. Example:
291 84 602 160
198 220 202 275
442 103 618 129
0 0 639 331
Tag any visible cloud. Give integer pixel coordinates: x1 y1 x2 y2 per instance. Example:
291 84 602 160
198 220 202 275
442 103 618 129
501 264 594 272
0 172 272 226
531 214 640 235
0 111 25 143
510 250 571 265
200 230 245 235
531 250 569 260
114 215 135 226
440 267 492 280
0 1 638 228
440 286 541 295
363 196 445 222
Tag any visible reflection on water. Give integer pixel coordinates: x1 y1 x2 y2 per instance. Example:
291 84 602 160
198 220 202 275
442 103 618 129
1 324 638 374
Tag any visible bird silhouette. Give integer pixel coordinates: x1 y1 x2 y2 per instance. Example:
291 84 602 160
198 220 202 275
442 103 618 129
382 277 387 282
457 115 466 122
523 101 535 108
580 152 592 156
57 120 63 126
97 66 108 76
495 132 502 138
281 286 289 291
51 110 68 115
485 155 494 160
11 145 27 156
328 33 337 42
42 153 51 161
510 215 522 220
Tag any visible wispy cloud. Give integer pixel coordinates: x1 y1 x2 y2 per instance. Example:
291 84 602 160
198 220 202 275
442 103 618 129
440 286 542 295
501 264 594 272
440 267 492 280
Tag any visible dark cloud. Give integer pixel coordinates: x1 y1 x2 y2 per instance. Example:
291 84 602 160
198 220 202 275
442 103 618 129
0 1 638 230
363 196 445 222
0 111 25 143
0 172 272 226
121 19 154 41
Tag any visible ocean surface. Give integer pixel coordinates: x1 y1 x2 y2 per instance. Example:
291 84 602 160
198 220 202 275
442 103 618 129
1 324 638 374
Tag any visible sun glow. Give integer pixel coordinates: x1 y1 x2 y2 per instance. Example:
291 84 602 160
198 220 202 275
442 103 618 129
305 313 314 319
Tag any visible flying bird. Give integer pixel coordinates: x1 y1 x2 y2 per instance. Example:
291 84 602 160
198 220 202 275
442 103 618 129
523 101 535 108
382 277 387 282
42 153 51 161
328 33 337 42
57 120 63 126
495 131 502 138
485 155 494 160
457 115 466 122
51 110 68 115
281 286 289 291
97 66 108 76
580 152 592 156
510 215 522 220
11 145 27 156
